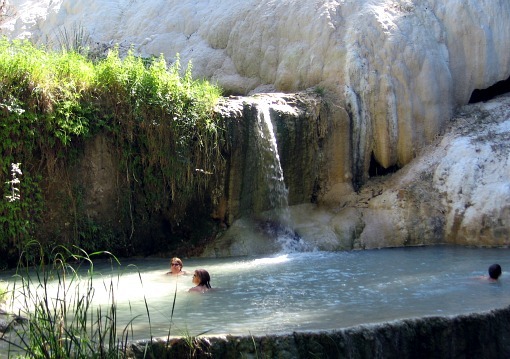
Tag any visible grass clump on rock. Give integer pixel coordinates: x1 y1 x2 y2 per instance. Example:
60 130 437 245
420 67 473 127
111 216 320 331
0 37 224 267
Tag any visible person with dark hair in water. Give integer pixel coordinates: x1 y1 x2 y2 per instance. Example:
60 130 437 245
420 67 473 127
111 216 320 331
189 269 212 293
488 263 502 281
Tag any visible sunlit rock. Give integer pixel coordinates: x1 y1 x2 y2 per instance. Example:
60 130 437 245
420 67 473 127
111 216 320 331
327 94 510 249
207 94 510 254
2 0 509 171
2 0 510 252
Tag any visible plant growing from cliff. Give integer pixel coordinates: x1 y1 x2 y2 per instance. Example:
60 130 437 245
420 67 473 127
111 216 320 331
0 281 7 304
0 38 224 265
94 49 224 218
1 163 41 266
0 38 94 261
2 163 23 259
5 163 21 203
55 24 91 56
313 86 326 97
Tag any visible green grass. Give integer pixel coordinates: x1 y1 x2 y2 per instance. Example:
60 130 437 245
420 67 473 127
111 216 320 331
0 37 225 265
0 281 7 304
1 243 149 358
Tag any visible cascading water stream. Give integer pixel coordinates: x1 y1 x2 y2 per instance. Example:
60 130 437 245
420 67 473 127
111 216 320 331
254 102 308 251
255 102 289 222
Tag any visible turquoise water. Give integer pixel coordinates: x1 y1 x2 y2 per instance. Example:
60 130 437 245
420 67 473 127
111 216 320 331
1 246 509 341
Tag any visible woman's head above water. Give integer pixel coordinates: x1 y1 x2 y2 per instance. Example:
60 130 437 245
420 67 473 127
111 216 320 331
488 264 502 280
189 269 212 292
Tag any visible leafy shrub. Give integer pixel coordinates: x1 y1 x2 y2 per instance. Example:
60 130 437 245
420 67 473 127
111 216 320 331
0 38 224 265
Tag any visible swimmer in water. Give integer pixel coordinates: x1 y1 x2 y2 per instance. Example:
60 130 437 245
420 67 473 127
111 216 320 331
488 263 502 282
476 263 502 282
166 257 189 276
189 269 212 293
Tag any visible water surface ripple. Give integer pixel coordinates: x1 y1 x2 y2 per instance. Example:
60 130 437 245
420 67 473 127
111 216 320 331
2 246 509 340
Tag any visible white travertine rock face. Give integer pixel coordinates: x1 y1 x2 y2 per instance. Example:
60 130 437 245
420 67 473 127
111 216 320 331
292 95 510 252
2 0 509 171
433 102 510 246
1 0 509 252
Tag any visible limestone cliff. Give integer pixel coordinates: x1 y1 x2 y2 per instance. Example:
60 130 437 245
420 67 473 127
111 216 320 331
1 0 509 254
2 0 509 173
204 94 510 256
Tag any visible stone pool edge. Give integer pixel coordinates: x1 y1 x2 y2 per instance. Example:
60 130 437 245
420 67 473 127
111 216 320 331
128 305 510 358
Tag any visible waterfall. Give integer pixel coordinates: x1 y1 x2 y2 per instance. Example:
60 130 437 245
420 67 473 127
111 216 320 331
255 102 290 222
254 102 309 252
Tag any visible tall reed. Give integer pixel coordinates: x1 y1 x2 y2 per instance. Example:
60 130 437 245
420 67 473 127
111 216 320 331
1 243 151 358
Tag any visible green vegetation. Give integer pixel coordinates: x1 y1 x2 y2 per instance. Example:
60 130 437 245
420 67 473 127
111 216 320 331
0 281 7 304
312 86 326 97
1 244 148 358
0 38 224 266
